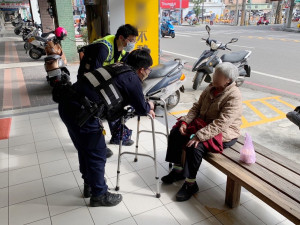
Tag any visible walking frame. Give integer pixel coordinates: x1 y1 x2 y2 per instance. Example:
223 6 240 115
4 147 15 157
115 97 170 198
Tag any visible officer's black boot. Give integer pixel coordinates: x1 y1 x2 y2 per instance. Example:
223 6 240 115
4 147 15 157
90 192 122 207
106 147 113 158
83 183 91 198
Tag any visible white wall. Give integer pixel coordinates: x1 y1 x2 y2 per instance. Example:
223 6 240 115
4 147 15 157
108 0 125 35
30 0 41 24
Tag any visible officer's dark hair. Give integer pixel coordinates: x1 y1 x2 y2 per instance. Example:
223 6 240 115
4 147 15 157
126 48 153 71
115 24 138 39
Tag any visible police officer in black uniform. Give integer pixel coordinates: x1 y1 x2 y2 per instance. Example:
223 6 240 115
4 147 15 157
78 24 139 158
57 49 155 207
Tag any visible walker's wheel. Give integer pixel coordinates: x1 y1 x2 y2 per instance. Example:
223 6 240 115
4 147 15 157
134 158 138 162
156 193 161 198
115 186 119 191
169 163 172 168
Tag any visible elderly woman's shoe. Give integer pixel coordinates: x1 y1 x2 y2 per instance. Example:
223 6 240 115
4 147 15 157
161 170 185 184
176 182 199 202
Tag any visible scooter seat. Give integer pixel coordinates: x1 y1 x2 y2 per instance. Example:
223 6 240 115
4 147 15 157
41 31 54 38
148 60 179 79
142 78 162 95
221 51 249 63
35 36 48 42
45 54 61 61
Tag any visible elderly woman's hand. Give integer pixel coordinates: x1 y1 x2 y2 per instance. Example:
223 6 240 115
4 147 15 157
179 124 187 135
186 136 200 148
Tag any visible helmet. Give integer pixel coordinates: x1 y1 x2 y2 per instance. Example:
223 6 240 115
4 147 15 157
55 27 67 40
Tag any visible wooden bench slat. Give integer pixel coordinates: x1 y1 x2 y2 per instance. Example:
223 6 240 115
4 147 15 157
230 142 300 188
237 136 300 175
205 153 300 224
222 148 300 204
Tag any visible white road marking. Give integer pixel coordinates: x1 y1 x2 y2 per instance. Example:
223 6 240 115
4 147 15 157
162 50 300 83
252 70 300 84
162 50 198 60
230 44 255 49
175 34 192 37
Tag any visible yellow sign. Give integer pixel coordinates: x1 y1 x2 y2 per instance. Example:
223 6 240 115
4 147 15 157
124 0 160 66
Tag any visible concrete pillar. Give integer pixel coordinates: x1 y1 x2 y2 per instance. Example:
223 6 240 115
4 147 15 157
0 11 5 31
85 0 109 43
55 0 77 62
29 0 41 25
37 0 54 32
287 0 295 28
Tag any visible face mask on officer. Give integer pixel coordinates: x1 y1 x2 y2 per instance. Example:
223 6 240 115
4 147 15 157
124 41 135 52
122 36 136 52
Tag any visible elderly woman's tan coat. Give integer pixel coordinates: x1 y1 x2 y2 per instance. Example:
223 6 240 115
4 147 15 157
180 82 242 142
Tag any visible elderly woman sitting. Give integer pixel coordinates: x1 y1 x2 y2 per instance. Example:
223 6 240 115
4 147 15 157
162 62 242 202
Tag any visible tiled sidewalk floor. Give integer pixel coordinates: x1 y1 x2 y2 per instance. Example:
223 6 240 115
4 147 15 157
0 109 295 225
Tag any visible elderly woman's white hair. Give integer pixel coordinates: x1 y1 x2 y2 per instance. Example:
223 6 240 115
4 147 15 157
215 62 239 83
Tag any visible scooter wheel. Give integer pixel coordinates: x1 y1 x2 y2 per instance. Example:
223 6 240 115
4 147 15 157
192 72 206 90
265 22 269 25
257 22 260 25
29 49 42 60
14 29 20 35
171 33 175 38
162 33 165 37
166 90 180 110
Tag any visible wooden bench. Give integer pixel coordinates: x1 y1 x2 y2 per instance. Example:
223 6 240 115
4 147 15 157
204 136 300 224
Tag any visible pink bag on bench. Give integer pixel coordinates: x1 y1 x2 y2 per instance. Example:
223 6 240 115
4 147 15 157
240 133 256 164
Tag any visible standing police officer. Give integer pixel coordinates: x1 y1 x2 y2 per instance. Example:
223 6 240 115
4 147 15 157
57 49 155 207
78 24 139 156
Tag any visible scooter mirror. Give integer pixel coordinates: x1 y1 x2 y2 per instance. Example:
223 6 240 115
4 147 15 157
205 25 211 34
230 38 238 43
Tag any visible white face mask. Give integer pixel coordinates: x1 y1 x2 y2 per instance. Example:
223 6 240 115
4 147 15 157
124 41 135 52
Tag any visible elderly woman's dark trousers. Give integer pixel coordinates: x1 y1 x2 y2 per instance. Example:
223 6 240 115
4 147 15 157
165 127 237 179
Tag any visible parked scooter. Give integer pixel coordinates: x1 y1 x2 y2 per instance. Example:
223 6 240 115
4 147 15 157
257 16 269 25
142 58 185 109
192 25 251 90
161 21 175 38
27 29 56 60
14 21 24 35
44 27 70 87
22 23 42 42
11 17 22 27
24 25 51 52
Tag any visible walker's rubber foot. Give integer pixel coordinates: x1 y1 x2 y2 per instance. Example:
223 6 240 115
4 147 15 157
134 158 138 162
156 193 161 198
115 186 120 191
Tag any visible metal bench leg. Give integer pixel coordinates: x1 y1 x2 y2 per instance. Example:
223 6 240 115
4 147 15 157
149 116 160 198
134 116 141 162
115 116 125 191
225 176 241 208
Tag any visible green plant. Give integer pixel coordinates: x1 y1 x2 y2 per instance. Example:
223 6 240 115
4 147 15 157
80 27 88 45
193 0 204 18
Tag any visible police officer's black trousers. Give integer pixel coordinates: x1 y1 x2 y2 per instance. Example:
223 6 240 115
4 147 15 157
67 128 108 197
59 105 108 197
165 127 237 179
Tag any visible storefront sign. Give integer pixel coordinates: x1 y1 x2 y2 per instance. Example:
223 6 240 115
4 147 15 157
160 0 189 9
